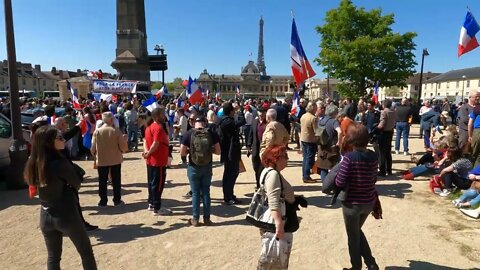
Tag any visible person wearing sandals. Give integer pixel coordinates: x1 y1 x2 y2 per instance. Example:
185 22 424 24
257 145 295 269
180 116 221 226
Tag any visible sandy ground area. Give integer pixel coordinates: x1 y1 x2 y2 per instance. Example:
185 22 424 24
1 125 479 270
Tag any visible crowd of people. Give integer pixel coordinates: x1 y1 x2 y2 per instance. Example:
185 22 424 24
8 89 479 270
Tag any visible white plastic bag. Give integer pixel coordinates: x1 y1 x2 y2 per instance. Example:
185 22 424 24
258 232 293 270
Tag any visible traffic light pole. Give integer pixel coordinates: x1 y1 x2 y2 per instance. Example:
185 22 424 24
4 0 29 190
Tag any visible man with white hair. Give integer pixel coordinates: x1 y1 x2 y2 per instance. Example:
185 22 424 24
91 112 129 207
394 98 413 155
259 108 290 158
300 101 318 183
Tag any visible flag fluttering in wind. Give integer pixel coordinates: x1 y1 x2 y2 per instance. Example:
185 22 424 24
215 90 221 102
186 76 203 104
290 18 316 86
92 93 113 102
66 80 81 109
372 81 380 104
155 85 167 99
236 85 241 98
290 90 300 116
176 98 184 108
458 11 480 57
142 96 159 112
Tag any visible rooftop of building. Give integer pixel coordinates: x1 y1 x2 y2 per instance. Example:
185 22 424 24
426 67 480 83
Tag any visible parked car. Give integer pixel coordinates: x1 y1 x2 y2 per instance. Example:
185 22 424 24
0 113 30 169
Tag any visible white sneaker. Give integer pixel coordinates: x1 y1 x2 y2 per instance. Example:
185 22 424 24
451 199 461 208
439 189 451 197
147 204 154 211
395 150 400 155
404 152 409 156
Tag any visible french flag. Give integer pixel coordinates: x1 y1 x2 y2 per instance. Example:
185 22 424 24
372 81 380 104
215 90 221 102
142 96 159 112
290 18 316 86
290 90 300 116
186 76 203 104
236 85 241 98
458 11 480 57
66 80 81 109
155 85 167 99
176 98 184 108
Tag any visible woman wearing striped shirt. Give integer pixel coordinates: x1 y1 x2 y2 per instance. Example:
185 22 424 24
335 123 379 270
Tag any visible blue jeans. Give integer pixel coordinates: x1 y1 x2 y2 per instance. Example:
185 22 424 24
302 142 317 179
320 169 329 182
127 125 138 150
459 189 480 208
395 122 410 152
187 165 212 219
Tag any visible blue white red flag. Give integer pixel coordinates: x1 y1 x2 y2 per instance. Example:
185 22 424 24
186 76 203 104
66 80 81 109
176 98 184 108
142 96 159 112
459 11 480 57
236 85 241 98
215 90 221 101
290 18 316 86
290 90 300 116
372 81 380 104
155 85 167 99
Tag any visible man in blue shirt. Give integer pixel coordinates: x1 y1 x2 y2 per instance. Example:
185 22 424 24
468 103 480 166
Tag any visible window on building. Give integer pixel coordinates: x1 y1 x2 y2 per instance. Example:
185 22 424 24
446 82 450 89
466 92 469 96
415 85 418 91
430 93 433 96
478 80 480 87
456 81 460 88
456 92 459 96
467 80 470 87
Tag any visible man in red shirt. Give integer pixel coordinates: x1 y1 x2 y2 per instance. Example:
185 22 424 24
143 107 171 216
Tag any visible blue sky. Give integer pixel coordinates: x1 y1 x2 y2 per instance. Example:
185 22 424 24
0 0 479 82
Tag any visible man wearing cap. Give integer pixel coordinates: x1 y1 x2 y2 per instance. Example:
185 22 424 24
218 102 245 205
180 116 221 226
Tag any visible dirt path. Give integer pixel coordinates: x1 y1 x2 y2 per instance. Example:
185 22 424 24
0 125 479 269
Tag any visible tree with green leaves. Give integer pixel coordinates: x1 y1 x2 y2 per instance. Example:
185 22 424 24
315 0 417 98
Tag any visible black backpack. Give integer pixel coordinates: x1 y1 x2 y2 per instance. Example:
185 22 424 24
316 117 332 146
190 129 213 166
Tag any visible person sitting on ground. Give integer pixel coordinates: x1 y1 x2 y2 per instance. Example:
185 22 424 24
452 163 480 209
438 147 473 197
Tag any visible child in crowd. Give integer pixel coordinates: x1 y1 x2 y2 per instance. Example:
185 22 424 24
452 164 480 209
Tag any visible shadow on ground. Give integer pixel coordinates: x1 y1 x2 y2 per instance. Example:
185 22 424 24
385 260 474 270
376 182 413 199
0 188 36 211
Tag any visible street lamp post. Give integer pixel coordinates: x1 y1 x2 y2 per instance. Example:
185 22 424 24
417 48 429 105
461 75 467 101
154 44 165 85
3 0 28 189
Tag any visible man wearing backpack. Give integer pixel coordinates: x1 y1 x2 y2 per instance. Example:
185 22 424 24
180 116 221 226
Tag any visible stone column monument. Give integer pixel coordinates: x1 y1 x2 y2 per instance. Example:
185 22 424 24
111 0 150 82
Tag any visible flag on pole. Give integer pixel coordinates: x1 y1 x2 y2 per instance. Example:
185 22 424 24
155 85 167 99
290 18 316 86
459 11 480 57
215 90 221 102
142 96 159 112
372 81 380 104
176 98 184 108
290 90 300 116
236 85 241 98
66 80 81 109
205 88 210 99
186 76 203 104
